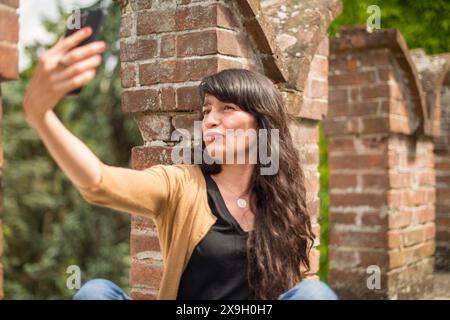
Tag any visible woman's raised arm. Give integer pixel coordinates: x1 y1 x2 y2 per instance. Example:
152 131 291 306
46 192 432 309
23 26 105 189
27 109 103 190
21 27 179 219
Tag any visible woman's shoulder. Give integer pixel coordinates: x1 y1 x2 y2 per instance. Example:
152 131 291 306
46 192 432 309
145 163 203 185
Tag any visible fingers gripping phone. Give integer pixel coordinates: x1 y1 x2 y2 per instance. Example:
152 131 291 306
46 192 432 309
64 8 104 95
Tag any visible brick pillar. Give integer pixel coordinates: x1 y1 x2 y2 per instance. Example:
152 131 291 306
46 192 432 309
261 0 341 279
325 27 436 299
0 0 20 300
433 54 450 271
282 36 331 275
121 0 341 299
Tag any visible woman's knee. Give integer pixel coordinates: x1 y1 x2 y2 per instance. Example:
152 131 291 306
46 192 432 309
279 279 338 300
73 278 131 300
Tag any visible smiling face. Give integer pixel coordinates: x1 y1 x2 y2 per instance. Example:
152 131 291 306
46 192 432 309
201 94 257 164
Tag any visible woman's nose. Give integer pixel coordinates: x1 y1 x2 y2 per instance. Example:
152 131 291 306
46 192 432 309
203 112 221 129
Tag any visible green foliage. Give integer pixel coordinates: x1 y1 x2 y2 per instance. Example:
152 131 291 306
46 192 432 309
329 0 450 54
318 122 330 282
1 1 141 299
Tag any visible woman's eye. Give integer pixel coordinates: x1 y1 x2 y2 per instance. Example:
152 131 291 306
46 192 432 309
202 109 210 115
224 105 234 110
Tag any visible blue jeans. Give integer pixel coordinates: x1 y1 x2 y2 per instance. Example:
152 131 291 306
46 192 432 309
73 279 132 300
73 278 338 300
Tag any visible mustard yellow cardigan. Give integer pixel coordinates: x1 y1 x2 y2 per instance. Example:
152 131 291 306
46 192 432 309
76 162 317 299
77 163 218 300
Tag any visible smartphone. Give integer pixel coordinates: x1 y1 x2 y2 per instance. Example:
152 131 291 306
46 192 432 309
64 8 104 95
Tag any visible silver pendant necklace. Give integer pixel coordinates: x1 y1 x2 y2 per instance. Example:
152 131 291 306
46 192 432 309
237 198 247 208
214 176 249 209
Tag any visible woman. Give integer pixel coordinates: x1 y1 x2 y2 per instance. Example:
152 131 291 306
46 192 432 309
23 27 337 300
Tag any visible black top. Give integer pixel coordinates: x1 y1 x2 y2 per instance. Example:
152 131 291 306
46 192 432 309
176 170 250 300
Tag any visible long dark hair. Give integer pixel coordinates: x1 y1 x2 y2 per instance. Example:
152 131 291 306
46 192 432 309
196 68 315 300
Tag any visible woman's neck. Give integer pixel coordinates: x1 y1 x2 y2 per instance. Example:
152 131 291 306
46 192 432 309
213 164 255 195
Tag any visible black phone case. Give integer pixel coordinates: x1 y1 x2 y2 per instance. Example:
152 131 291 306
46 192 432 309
64 9 104 95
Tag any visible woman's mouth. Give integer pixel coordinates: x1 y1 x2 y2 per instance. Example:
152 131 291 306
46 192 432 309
203 131 224 142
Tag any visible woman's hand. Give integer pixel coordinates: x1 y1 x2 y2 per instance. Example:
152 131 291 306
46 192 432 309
23 26 106 126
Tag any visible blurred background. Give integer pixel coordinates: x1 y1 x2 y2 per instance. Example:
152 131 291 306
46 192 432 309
2 0 141 299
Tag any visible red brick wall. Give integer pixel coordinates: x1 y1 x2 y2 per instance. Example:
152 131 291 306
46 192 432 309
434 61 450 271
0 0 20 300
325 27 436 299
121 0 341 299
